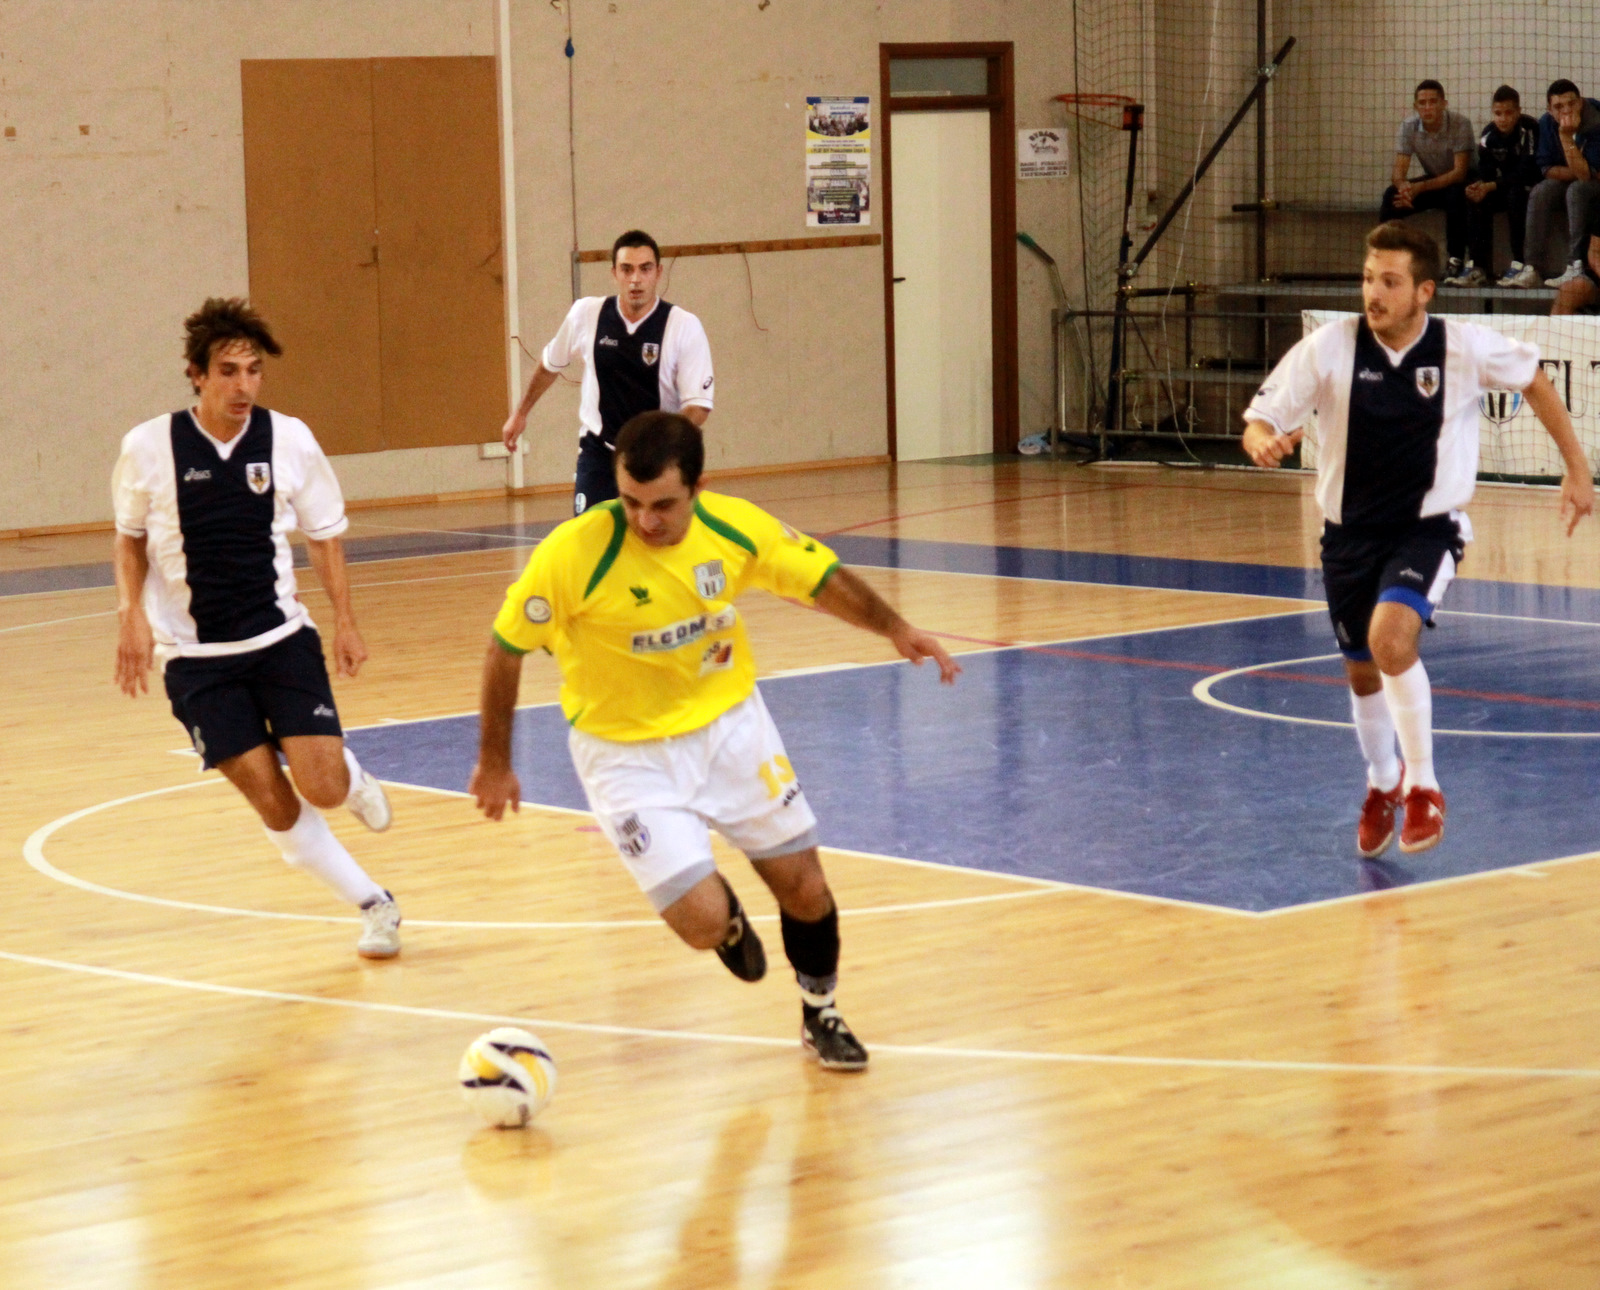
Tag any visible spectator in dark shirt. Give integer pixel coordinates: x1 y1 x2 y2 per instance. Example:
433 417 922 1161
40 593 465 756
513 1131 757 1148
1381 80 1475 277
1527 79 1600 286
1448 85 1541 286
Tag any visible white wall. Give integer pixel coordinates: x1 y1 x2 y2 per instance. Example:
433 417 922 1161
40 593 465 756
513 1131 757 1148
0 0 1094 531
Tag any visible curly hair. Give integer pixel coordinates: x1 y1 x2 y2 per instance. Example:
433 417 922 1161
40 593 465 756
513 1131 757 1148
182 297 282 373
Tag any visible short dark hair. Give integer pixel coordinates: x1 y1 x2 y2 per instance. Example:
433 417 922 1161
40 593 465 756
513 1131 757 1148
183 297 282 373
1492 84 1521 106
611 228 661 267
1548 79 1581 103
615 411 704 489
1414 79 1445 99
1365 221 1442 286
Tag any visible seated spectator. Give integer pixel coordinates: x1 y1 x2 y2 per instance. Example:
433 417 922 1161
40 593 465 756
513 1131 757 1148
1381 80 1475 278
1527 79 1600 285
1447 85 1541 286
1550 201 1600 314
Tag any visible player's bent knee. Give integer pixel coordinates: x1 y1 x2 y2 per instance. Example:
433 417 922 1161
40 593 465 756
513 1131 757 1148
656 865 727 949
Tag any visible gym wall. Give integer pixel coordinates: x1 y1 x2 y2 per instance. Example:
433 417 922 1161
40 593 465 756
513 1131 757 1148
0 0 1092 531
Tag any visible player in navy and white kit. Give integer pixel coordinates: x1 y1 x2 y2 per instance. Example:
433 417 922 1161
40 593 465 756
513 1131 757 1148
501 229 715 515
1243 223 1593 856
112 299 403 958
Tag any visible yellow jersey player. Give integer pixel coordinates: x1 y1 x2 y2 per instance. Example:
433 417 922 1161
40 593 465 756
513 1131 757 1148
469 411 960 1070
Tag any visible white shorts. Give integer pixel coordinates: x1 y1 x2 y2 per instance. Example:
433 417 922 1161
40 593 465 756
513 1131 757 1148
568 689 820 912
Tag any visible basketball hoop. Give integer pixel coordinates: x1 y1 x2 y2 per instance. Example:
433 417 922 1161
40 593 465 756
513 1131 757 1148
1055 93 1141 130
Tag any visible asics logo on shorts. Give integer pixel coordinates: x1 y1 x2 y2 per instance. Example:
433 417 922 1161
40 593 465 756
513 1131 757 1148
313 703 336 718
615 813 652 856
632 607 737 653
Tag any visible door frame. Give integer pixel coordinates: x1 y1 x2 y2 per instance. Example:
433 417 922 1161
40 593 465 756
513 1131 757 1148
879 42 1017 458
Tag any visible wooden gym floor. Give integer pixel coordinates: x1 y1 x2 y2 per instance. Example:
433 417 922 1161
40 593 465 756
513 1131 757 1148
1 458 1597 1288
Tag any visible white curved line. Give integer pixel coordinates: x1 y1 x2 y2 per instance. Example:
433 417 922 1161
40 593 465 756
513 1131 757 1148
21 780 1063 928
1193 653 1600 739
0 609 118 635
1 946 1597 1079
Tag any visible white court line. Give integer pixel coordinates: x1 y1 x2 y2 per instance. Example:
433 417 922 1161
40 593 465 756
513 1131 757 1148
20 779 1067 927
0 608 116 635
1192 653 1600 739
2 946 1597 1080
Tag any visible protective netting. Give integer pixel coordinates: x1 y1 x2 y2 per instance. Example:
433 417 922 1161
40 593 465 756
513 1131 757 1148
1057 0 1600 480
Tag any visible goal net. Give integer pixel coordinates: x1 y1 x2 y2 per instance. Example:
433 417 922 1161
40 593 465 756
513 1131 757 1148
1058 0 1600 480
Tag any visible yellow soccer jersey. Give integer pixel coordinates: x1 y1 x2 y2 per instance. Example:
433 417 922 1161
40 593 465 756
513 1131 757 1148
492 491 841 741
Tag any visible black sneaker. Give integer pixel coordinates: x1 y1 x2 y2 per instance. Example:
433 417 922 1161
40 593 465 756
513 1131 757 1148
801 1004 869 1071
714 882 766 982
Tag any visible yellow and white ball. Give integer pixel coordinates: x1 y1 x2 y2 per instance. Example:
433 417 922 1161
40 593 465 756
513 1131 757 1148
458 1027 557 1128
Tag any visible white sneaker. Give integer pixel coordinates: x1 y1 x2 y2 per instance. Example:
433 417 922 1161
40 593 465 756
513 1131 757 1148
358 891 402 959
1442 264 1487 287
346 766 393 832
1443 257 1464 281
1546 260 1585 286
1499 262 1542 288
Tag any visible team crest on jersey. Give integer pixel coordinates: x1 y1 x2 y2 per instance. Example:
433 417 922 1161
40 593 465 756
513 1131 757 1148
524 595 552 623
246 462 272 494
615 813 651 857
1415 366 1441 398
694 559 726 598
641 342 660 366
1480 390 1523 423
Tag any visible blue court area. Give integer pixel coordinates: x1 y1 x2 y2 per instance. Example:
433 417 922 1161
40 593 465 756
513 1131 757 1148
13 515 1600 912
347 607 1600 915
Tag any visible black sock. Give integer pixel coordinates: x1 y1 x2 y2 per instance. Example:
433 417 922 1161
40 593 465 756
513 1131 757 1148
781 903 839 1004
718 874 746 948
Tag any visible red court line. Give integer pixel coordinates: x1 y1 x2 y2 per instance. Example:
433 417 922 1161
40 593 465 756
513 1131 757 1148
821 482 1141 537
930 631 1600 715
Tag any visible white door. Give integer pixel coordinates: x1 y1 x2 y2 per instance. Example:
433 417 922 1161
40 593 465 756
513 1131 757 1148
891 110 993 460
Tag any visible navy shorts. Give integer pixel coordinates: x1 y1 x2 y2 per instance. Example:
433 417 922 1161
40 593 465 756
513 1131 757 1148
164 626 342 769
573 439 619 515
1320 516 1465 660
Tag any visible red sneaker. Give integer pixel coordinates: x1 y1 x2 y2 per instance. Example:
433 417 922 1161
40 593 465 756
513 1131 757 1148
1357 781 1404 857
1398 787 1446 854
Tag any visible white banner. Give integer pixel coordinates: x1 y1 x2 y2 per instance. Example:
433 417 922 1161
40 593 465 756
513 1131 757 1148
1302 311 1600 478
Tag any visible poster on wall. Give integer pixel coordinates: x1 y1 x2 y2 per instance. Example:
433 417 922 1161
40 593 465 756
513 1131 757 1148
806 96 871 226
1018 127 1069 179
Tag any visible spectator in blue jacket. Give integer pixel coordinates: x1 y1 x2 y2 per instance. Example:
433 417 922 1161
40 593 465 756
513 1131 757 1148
1527 79 1600 286
1447 85 1542 286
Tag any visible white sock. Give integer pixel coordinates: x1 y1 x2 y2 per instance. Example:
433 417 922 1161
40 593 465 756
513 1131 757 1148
1350 689 1401 791
1381 660 1438 792
342 745 364 806
264 798 385 906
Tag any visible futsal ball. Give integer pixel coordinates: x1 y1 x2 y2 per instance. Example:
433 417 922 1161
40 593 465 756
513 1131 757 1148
458 1027 557 1128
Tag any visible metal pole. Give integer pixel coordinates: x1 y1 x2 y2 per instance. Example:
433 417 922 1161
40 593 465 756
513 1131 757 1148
1103 103 1144 435
495 0 525 491
1126 37 1295 277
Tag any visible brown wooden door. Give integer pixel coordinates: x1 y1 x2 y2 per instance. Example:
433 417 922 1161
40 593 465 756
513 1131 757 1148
371 57 507 453
241 57 506 456
241 59 384 455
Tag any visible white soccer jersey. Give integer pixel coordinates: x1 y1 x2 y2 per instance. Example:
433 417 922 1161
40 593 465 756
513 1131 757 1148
112 406 349 664
541 296 714 443
1245 314 1539 527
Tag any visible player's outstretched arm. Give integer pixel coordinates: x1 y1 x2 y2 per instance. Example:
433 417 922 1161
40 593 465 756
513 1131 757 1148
469 638 524 820
502 364 562 450
112 533 154 696
304 536 368 677
1241 420 1303 468
813 566 961 684
1521 368 1596 534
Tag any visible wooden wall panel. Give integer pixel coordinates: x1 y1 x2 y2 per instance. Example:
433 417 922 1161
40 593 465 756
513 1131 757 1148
241 60 384 456
371 57 507 451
